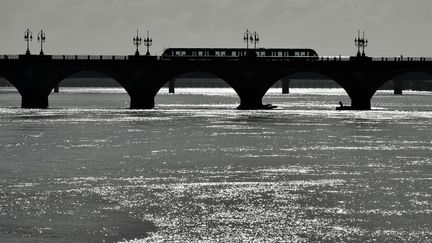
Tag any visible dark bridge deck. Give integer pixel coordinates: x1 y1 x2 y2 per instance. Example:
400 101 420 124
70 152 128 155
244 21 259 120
1 54 432 110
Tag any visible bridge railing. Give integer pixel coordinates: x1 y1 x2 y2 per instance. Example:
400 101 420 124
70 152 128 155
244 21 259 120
372 57 432 62
0 55 19 60
317 56 350 61
51 55 128 60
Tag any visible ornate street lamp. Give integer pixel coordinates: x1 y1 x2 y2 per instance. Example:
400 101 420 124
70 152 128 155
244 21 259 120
133 29 142 56
354 30 368 57
143 30 152 56
37 30 46 55
362 31 368 56
354 30 361 56
252 31 259 49
24 29 33 55
244 29 253 49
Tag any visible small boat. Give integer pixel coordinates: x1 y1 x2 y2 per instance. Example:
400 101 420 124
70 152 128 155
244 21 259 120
336 106 353 110
264 104 278 109
336 101 351 110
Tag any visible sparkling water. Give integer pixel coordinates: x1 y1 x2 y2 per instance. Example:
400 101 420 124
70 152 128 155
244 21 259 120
0 87 431 242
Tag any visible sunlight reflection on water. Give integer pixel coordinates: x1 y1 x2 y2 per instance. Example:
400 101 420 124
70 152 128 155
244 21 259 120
0 88 431 242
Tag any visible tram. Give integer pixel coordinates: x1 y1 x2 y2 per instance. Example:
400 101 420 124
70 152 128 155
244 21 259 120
161 48 319 59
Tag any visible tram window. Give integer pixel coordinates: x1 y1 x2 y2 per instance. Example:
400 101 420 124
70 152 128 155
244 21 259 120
295 52 299 56
301 52 305 56
198 51 203 56
216 51 225 56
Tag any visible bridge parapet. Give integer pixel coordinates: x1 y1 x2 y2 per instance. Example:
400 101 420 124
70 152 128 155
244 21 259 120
51 55 128 60
371 57 432 62
318 56 350 61
0 55 19 60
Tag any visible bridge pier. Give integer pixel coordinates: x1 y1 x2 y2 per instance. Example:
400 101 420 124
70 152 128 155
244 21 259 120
282 78 290 94
129 93 155 109
237 92 275 110
349 95 372 110
169 79 175 94
351 97 371 110
238 97 265 109
393 80 403 95
21 92 49 108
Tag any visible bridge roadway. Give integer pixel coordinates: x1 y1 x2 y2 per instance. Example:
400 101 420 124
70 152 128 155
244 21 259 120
0 54 432 110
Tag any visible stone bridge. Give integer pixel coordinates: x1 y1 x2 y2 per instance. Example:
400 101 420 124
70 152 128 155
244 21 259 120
1 54 431 110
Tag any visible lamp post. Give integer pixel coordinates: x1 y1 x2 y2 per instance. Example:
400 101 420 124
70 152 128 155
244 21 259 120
37 30 46 55
244 29 253 49
354 30 368 57
362 31 368 56
133 29 142 56
252 31 259 49
24 29 33 55
143 30 152 56
354 30 360 56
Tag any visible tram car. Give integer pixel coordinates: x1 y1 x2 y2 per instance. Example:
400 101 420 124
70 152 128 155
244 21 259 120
161 48 319 59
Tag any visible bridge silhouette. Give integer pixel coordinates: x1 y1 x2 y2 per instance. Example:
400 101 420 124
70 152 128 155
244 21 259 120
1 54 432 110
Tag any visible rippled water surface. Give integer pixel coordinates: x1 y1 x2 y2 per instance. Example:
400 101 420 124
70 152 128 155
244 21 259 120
0 88 431 242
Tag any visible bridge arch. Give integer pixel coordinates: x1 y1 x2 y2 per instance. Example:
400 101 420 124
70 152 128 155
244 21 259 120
156 70 241 108
0 72 15 88
46 66 128 90
266 71 349 109
44 66 132 108
0 73 20 107
379 70 432 94
50 70 129 108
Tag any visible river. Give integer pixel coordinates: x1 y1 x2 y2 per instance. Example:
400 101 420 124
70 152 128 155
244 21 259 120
0 87 431 242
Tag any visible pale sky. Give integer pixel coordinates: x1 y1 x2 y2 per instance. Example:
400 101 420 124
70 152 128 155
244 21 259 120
1 0 432 56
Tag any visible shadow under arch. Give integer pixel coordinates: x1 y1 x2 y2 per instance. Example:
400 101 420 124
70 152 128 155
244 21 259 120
0 74 21 107
265 71 349 109
46 67 130 108
378 71 432 95
156 70 240 108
